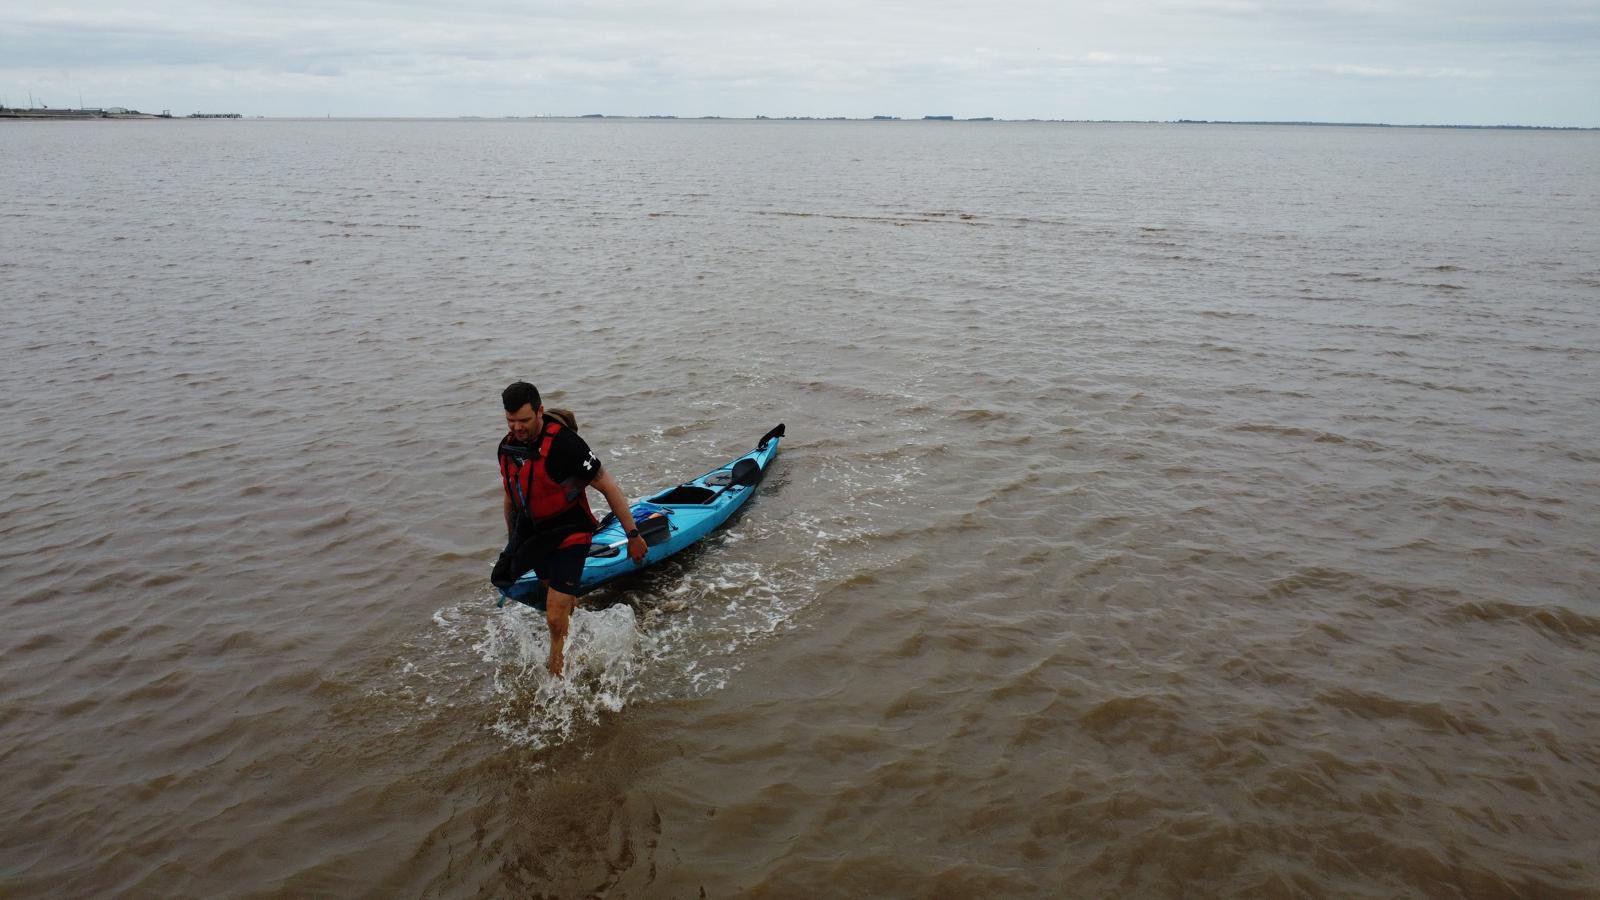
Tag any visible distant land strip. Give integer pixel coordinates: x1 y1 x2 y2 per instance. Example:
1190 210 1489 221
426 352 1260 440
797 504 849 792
0 107 241 120
3 109 1593 129
1169 119 1597 131
448 115 1600 130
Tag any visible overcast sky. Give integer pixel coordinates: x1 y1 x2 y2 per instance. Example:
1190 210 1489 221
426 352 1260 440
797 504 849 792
3 0 1597 125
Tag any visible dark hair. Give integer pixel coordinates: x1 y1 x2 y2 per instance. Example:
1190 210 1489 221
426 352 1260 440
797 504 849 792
502 381 540 413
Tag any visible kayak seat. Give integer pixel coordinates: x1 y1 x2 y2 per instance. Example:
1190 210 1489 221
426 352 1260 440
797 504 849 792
703 459 762 489
651 485 718 505
730 458 761 486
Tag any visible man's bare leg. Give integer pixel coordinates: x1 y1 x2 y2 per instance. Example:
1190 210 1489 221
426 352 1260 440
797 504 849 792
545 589 578 677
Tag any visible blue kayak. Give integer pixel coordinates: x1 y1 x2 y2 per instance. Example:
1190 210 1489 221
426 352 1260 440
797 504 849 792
498 424 785 608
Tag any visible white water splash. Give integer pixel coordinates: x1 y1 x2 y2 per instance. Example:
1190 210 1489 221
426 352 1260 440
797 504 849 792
380 433 918 751
475 603 644 749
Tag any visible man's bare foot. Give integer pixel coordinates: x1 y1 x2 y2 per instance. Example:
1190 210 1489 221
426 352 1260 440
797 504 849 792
546 651 564 678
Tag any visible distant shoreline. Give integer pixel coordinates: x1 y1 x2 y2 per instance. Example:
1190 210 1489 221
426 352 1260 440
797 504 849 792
0 107 240 120
1168 119 1597 131
445 115 1600 130
280 116 1600 131
2 110 1593 130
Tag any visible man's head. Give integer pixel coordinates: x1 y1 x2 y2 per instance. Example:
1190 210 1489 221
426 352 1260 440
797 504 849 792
502 381 542 442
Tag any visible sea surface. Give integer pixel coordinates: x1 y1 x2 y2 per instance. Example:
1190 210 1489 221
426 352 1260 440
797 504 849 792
2 118 1598 897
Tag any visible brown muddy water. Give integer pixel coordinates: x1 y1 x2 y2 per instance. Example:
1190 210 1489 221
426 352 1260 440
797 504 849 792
2 119 1598 897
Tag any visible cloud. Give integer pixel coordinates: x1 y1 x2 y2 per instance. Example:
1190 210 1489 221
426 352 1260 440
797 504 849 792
1315 64 1493 79
1146 0 1600 44
1 0 1595 122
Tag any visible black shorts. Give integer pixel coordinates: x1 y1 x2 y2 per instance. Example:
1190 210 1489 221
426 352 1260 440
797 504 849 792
492 523 595 609
532 541 589 597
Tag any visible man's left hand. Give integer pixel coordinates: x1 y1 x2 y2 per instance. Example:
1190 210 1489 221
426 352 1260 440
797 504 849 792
627 535 648 564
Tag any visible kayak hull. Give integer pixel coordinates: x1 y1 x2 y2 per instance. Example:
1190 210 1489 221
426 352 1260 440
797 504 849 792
497 424 784 607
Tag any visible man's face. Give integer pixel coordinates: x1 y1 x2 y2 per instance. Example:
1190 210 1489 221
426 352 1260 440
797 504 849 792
506 403 541 442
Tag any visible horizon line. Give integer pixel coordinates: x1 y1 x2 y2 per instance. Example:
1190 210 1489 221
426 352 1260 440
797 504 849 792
4 107 1596 129
207 114 1600 130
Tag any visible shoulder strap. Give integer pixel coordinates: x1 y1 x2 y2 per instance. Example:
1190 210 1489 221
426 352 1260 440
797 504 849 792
536 417 563 457
500 436 534 518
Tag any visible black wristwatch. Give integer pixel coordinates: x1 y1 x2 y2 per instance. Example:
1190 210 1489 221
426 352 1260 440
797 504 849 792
626 528 640 538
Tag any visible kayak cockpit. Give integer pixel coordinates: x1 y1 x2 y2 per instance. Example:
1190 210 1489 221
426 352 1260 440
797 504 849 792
651 485 719 505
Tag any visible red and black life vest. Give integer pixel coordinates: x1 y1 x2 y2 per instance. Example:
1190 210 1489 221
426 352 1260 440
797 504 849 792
498 418 597 549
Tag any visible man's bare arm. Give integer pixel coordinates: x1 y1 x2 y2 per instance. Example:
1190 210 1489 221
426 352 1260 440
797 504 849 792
591 468 647 563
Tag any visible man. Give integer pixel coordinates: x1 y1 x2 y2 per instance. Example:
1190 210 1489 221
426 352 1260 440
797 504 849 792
494 381 646 677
